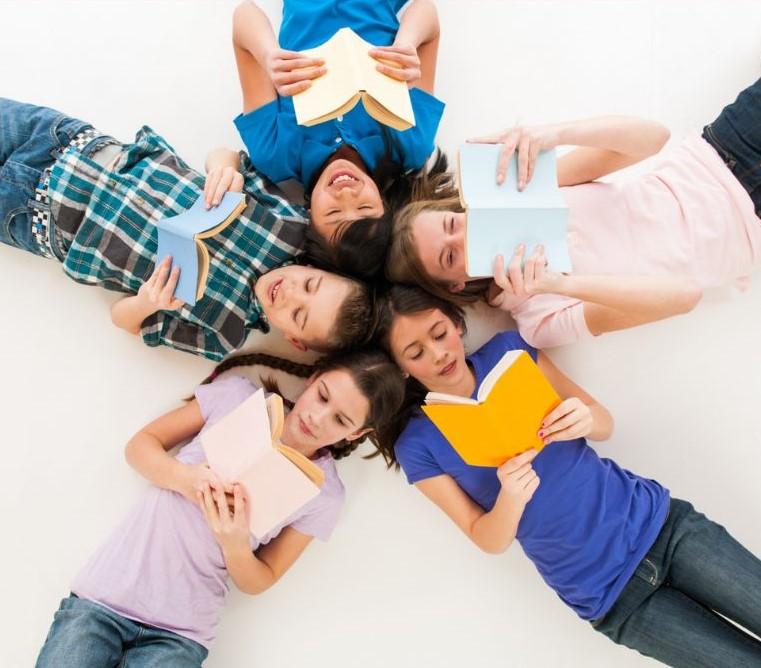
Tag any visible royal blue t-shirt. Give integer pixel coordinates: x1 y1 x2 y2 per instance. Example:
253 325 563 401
234 0 446 187
395 331 670 621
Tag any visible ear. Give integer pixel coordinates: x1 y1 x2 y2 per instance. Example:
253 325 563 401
448 281 466 293
285 335 309 353
347 427 373 442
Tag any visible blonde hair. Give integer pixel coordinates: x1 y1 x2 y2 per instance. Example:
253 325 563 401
386 169 489 307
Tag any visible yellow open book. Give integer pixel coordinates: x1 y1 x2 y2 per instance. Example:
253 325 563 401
422 350 561 467
292 27 415 131
201 389 324 539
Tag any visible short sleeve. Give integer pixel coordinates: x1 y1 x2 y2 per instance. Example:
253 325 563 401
234 98 301 184
194 376 256 423
396 88 446 171
140 311 230 361
238 152 309 223
500 294 592 349
289 482 345 541
395 419 445 484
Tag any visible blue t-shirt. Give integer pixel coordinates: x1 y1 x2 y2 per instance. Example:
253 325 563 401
234 0 446 187
395 331 670 621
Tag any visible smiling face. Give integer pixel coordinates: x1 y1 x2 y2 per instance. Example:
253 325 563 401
309 158 384 244
410 209 470 286
387 307 473 396
254 265 353 351
280 369 371 453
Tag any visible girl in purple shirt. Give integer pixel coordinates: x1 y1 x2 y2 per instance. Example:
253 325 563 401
35 350 404 667
374 285 761 667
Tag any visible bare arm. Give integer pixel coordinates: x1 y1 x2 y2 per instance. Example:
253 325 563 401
110 256 184 335
200 484 314 594
491 247 703 337
471 115 670 188
124 398 229 501
555 116 671 185
537 351 613 442
416 451 538 555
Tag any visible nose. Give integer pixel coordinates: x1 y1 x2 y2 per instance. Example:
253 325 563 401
431 343 448 366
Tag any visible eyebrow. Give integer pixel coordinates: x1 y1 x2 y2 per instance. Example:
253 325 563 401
402 320 444 354
321 380 356 427
302 275 322 331
438 218 447 270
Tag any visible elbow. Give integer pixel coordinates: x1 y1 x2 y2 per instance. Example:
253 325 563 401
643 121 670 157
677 281 703 315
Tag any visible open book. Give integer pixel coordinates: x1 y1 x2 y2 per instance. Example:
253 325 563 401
200 388 324 540
292 27 415 131
155 191 247 306
422 350 561 467
458 142 571 278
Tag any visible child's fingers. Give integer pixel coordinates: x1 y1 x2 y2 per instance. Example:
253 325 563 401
517 136 531 190
540 411 577 439
279 80 314 97
492 254 509 291
272 55 324 71
496 141 517 185
527 140 541 186
213 485 231 525
204 172 221 208
507 244 525 295
466 132 503 145
200 486 220 529
375 63 418 82
274 65 326 86
541 399 575 429
160 266 180 304
370 45 416 56
499 448 538 473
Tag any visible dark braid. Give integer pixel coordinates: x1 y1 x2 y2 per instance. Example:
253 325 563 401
199 352 314 386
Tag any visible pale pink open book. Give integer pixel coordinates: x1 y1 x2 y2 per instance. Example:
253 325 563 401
201 389 325 540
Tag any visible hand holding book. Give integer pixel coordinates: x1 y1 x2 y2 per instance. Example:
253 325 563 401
468 123 564 188
198 482 252 555
368 43 422 86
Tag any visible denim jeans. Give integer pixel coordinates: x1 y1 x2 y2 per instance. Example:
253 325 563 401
702 77 761 218
592 498 761 667
36 595 209 667
0 98 91 257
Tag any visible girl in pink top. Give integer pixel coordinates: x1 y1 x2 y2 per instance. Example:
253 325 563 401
387 77 761 348
35 350 404 667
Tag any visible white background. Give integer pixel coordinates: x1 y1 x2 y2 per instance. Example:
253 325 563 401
2 1 761 666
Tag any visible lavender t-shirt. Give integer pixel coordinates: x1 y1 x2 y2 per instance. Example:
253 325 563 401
71 376 345 648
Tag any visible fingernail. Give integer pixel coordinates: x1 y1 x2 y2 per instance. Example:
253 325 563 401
538 430 544 437
519 180 525 190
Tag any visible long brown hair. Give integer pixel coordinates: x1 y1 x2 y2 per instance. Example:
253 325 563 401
385 166 492 306
199 349 405 461
371 285 467 467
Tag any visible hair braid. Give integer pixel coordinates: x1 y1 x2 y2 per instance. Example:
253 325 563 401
200 352 315 386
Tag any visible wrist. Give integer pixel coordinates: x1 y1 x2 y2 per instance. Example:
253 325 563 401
221 540 252 562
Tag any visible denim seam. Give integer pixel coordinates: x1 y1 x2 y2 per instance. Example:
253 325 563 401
3 205 27 244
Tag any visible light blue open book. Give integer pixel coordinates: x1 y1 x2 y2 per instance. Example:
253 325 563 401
458 143 571 278
155 192 247 306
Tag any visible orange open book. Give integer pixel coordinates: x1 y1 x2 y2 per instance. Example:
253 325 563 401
422 350 561 467
201 389 324 539
292 27 415 131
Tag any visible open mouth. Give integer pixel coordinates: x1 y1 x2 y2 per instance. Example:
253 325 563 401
439 360 457 376
268 278 283 305
328 171 360 187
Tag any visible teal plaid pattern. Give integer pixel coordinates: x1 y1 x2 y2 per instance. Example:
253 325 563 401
48 126 307 360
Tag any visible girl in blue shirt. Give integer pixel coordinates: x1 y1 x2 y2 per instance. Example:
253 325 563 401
373 284 761 667
232 0 446 278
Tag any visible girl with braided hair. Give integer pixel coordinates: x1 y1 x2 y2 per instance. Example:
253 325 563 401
35 349 404 667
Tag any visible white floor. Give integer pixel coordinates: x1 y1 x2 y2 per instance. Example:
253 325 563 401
2 1 761 666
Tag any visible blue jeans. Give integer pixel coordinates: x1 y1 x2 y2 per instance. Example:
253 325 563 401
36 595 209 667
702 77 761 217
592 499 761 667
0 98 91 258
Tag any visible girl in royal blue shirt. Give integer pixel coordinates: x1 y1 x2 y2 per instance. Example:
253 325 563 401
374 284 761 668
231 0 445 278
